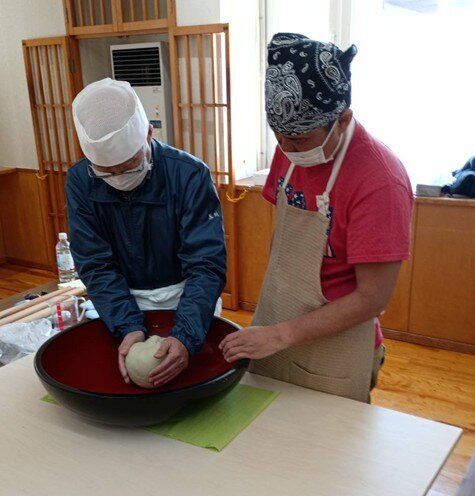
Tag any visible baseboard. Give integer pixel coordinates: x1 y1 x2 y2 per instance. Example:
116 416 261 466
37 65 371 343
382 328 475 355
224 298 257 312
240 301 257 312
5 257 54 273
221 292 239 311
14 167 38 173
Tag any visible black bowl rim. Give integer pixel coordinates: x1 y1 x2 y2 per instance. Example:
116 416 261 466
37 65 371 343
34 310 249 399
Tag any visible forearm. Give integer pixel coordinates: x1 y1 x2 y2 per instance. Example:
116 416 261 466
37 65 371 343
275 289 383 348
79 265 146 338
172 266 226 354
220 262 401 363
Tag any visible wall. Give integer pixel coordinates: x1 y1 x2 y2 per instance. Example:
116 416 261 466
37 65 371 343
0 0 65 170
176 0 221 26
220 1 262 180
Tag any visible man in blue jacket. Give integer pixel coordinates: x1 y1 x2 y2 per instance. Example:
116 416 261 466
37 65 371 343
67 78 226 388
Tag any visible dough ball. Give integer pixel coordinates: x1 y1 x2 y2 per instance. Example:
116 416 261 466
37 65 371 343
125 335 165 388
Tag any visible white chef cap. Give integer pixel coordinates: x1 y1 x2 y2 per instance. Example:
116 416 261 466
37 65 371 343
72 78 149 166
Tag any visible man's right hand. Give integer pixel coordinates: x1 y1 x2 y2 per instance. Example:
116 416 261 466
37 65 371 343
118 331 145 384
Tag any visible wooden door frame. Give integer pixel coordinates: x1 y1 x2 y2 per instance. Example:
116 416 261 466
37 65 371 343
168 22 239 309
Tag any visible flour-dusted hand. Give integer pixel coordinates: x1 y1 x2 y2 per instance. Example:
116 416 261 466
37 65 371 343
219 326 289 362
148 337 190 387
118 331 145 384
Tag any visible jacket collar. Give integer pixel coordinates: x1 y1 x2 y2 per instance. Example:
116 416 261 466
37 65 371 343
89 140 167 204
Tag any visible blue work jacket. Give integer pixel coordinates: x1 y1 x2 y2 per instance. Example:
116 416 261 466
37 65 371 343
66 139 227 355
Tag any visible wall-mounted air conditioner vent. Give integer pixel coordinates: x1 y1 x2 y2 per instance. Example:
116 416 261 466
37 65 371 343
112 46 162 87
111 42 173 145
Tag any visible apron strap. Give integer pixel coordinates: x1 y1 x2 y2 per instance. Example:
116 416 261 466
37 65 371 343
316 118 356 215
282 162 296 190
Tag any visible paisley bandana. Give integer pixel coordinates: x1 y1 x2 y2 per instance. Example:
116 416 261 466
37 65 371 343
265 33 357 136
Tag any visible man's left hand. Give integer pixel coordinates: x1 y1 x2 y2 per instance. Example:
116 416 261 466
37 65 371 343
219 326 288 362
149 337 190 387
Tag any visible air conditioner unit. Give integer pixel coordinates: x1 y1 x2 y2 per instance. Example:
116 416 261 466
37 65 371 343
110 42 174 146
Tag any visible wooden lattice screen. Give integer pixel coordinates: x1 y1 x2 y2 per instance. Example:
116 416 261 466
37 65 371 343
63 0 116 34
63 0 168 36
22 37 83 268
169 24 238 309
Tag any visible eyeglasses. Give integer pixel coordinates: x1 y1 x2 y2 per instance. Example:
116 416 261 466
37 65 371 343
87 161 146 179
87 143 153 179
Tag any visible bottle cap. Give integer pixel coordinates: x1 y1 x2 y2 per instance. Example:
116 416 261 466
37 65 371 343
58 232 68 240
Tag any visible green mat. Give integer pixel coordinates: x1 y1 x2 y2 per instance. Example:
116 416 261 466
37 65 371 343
41 384 279 451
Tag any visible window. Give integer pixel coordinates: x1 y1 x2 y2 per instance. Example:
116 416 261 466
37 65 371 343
351 0 475 186
263 0 333 168
258 0 475 186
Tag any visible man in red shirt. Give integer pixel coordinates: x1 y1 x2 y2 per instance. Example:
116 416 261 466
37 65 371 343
220 33 413 401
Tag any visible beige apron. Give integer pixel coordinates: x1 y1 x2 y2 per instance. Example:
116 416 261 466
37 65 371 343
251 119 374 402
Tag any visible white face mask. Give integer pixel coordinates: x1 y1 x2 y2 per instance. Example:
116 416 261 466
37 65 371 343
95 145 152 191
281 120 341 167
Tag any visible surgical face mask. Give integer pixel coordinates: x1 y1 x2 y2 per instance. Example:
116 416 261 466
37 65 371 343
281 120 341 167
94 144 153 191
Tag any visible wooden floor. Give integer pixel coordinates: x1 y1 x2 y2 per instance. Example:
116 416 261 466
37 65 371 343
0 264 56 298
1 263 474 495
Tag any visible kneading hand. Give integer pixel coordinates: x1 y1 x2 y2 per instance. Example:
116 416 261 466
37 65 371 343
219 326 288 362
149 337 190 387
118 331 145 384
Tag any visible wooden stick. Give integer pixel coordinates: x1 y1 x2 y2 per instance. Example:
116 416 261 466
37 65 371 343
77 0 85 26
153 0 160 19
129 0 135 22
33 46 59 236
0 295 70 327
197 34 208 164
0 287 71 320
178 103 227 108
88 0 95 25
18 307 60 325
211 33 219 186
15 288 84 324
53 45 73 175
168 28 183 148
43 45 64 227
0 288 85 327
184 35 195 155
142 0 147 20
100 0 106 24
3 287 85 326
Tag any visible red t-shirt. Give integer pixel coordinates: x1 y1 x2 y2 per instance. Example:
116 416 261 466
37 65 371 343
262 120 414 347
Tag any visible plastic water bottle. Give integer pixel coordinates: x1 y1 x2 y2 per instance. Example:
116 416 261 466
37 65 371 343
56 233 76 283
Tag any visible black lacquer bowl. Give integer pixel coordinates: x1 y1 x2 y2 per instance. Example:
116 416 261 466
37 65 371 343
34 311 248 426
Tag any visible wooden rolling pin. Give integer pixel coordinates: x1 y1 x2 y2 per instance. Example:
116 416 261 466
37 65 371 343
0 287 72 320
0 287 85 326
19 303 71 325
